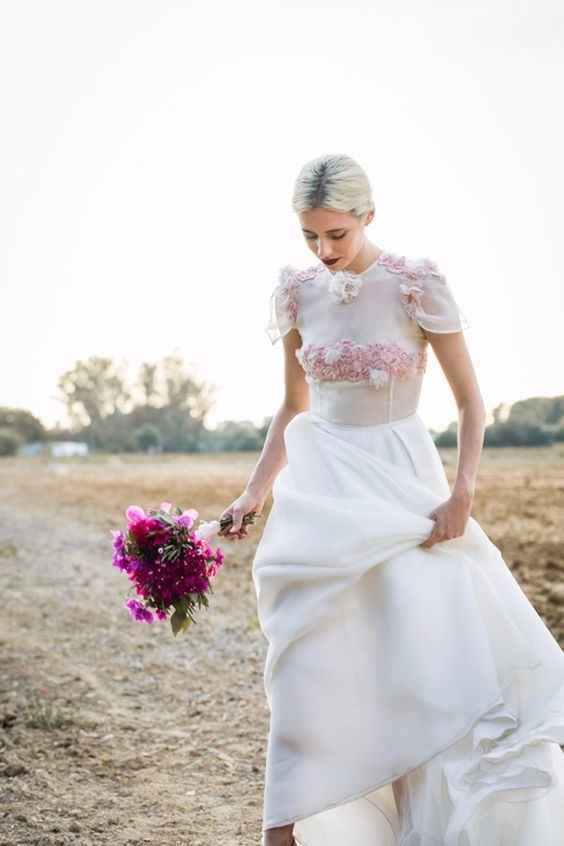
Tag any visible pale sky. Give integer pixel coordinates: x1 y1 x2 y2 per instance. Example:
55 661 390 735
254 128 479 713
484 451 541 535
2 1 563 433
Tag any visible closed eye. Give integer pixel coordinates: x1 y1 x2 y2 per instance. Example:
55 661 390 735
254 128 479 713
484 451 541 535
304 232 347 241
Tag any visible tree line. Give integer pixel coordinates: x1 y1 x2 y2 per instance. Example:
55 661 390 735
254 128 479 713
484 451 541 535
432 397 564 448
1 354 563 455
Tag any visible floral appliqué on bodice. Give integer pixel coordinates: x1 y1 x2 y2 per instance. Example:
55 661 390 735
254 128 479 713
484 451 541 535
295 339 427 388
266 250 467 389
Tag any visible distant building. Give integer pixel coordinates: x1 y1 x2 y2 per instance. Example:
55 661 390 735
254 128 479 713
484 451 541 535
19 441 90 458
51 441 89 457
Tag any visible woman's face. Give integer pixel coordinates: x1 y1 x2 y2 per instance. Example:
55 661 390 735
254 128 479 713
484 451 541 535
298 206 374 272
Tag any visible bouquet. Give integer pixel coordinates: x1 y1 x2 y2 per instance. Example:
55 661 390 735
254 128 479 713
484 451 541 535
111 501 256 636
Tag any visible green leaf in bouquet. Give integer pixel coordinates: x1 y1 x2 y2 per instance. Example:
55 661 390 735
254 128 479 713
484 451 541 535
161 544 180 562
172 596 193 616
170 609 193 637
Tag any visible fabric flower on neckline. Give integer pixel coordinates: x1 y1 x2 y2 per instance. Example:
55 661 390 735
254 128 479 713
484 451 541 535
327 270 363 304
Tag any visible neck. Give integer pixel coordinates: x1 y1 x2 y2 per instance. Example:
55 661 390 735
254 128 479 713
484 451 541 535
345 243 383 275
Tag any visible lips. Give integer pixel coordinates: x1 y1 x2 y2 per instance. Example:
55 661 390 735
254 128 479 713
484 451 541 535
322 258 340 266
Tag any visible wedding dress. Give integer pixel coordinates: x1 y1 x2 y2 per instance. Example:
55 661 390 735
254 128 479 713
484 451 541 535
251 250 564 846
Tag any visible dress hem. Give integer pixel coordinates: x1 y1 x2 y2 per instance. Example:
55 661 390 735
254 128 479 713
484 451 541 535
262 668 564 834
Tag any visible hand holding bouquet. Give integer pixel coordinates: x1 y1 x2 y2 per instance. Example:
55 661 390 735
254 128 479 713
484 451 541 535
111 501 257 636
217 488 266 541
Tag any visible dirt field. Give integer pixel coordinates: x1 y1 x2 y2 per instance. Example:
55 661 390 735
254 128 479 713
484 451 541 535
1 445 563 846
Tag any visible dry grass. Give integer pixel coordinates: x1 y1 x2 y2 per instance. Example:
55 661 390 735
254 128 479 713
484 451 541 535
0 446 562 846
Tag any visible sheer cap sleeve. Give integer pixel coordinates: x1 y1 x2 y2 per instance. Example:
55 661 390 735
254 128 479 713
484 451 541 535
266 263 323 344
399 257 470 334
265 265 299 344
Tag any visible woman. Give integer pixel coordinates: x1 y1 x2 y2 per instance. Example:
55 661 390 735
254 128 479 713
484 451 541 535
219 154 564 845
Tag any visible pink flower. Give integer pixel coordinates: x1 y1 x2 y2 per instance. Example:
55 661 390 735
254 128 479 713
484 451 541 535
177 508 199 529
125 505 146 525
378 252 428 281
114 500 226 636
399 283 424 320
295 338 427 385
275 264 323 328
124 598 154 623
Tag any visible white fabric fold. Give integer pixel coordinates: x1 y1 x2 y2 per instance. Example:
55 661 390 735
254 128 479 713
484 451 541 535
252 410 564 845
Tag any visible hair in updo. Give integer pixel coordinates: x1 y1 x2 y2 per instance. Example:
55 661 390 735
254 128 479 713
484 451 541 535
291 153 375 218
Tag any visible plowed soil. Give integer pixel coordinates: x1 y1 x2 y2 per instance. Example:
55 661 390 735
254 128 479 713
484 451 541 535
1 446 563 845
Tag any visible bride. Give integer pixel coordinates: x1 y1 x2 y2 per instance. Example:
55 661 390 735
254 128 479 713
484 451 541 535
219 153 564 845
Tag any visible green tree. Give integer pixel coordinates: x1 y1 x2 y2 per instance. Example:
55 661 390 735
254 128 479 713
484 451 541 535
57 356 131 428
0 427 24 456
508 396 564 427
0 407 46 442
433 420 458 448
134 423 162 452
484 421 553 447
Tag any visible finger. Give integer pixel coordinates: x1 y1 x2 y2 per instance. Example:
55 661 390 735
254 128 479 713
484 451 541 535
420 517 437 547
424 529 448 548
421 526 442 548
229 528 246 541
218 512 232 531
229 510 243 532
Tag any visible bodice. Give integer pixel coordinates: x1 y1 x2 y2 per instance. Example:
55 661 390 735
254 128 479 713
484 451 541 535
265 250 469 425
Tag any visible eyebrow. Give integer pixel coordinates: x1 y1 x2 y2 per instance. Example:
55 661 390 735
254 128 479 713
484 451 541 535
301 227 346 235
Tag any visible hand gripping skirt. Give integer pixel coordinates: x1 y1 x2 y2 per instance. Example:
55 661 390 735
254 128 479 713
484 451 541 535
251 409 564 846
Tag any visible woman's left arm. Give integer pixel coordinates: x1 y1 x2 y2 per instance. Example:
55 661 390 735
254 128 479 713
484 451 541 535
419 331 487 549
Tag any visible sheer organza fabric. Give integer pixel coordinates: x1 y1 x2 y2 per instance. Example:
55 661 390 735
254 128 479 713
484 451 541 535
265 252 469 425
265 252 470 347
253 251 564 845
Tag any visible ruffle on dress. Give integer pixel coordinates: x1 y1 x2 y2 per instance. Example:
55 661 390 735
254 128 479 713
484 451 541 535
396 257 471 335
265 264 322 344
253 410 564 846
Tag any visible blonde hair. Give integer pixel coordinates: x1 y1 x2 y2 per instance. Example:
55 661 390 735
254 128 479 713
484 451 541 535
291 153 375 218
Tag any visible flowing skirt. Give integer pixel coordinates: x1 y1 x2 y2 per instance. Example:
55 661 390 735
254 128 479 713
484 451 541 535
251 409 564 845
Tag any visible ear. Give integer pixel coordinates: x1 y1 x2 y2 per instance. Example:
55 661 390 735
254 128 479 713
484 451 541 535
364 210 374 226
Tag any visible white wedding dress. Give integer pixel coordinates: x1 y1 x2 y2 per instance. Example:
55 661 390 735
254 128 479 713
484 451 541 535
251 250 564 846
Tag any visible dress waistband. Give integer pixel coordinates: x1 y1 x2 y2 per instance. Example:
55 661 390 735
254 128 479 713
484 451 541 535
307 379 419 427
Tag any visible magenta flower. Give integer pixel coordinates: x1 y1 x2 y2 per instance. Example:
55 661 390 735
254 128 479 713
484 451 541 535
124 598 154 623
125 505 146 525
111 530 128 571
112 501 225 636
177 508 199 529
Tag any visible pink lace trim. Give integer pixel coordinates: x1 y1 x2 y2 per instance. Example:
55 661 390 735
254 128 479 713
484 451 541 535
399 282 425 320
276 264 323 324
378 252 444 282
276 252 445 328
295 338 427 386
378 252 447 323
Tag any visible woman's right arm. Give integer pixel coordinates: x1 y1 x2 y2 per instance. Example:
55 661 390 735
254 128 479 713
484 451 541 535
218 327 309 539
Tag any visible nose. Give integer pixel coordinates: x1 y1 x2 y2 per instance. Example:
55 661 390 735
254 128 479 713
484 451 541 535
317 238 335 259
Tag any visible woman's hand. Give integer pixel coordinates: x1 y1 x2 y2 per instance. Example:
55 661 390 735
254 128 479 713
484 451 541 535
218 487 266 542
420 490 473 549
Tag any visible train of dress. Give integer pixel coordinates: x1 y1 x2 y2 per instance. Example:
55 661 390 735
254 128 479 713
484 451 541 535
252 410 564 845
